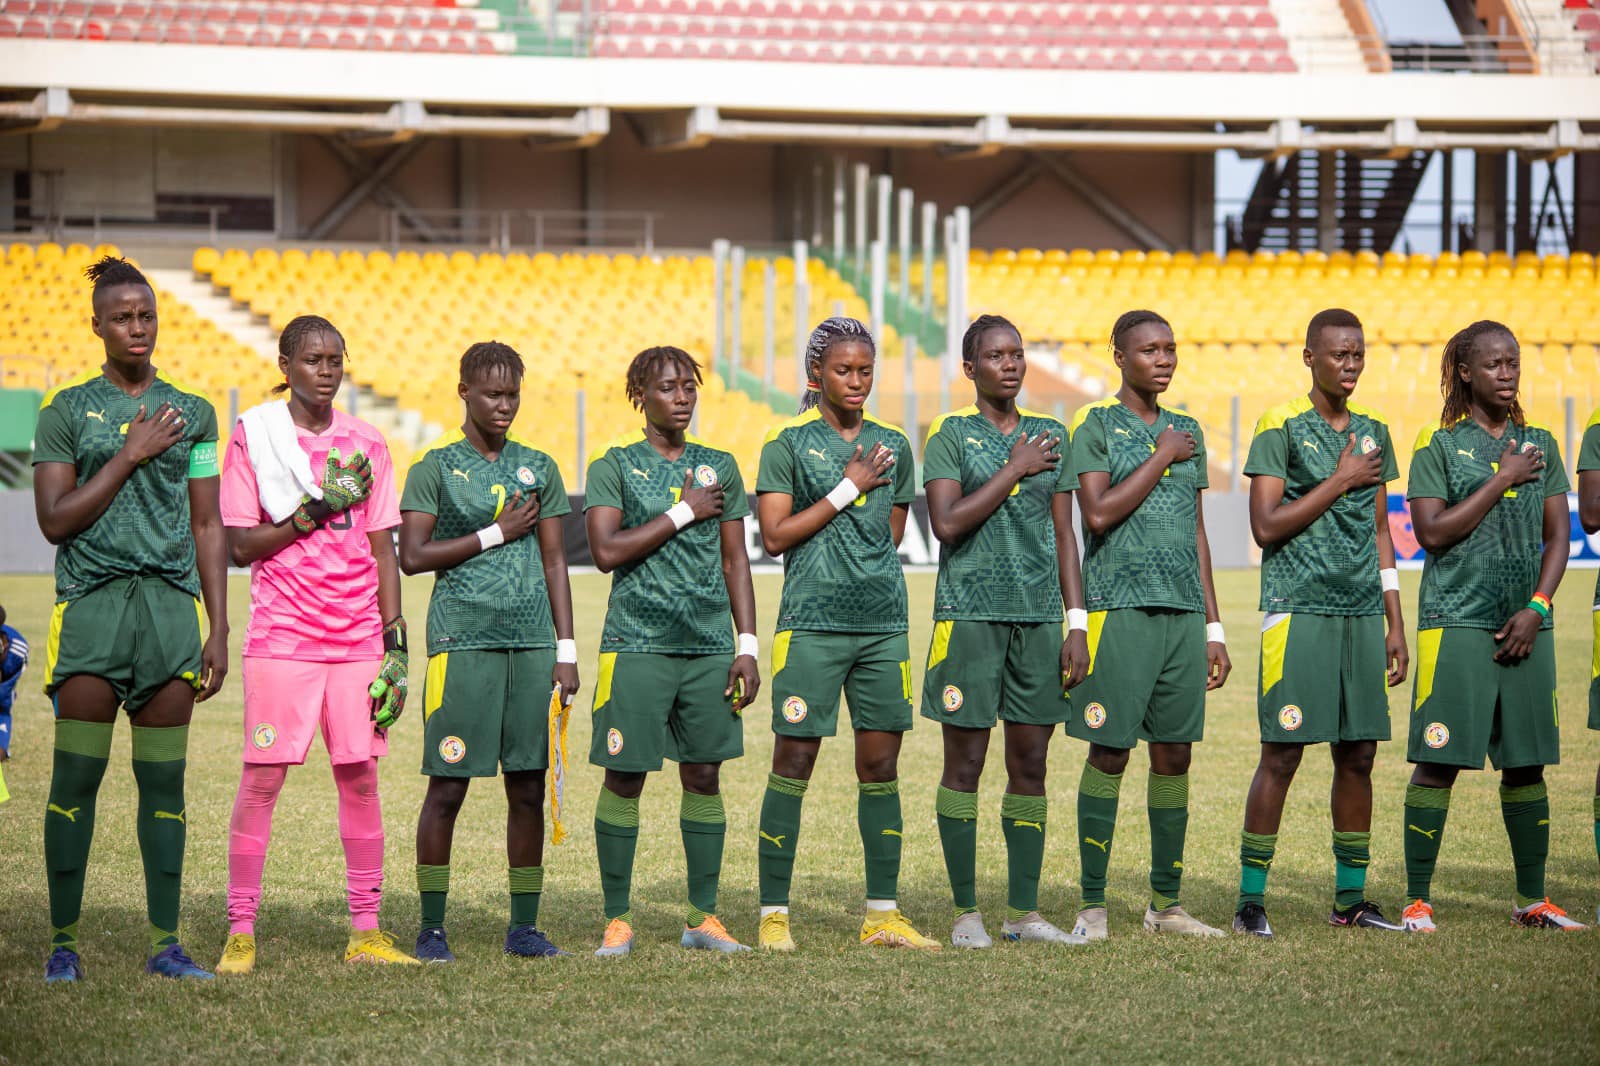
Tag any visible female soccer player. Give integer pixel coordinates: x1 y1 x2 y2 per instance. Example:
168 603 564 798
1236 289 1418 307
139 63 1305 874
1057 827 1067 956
1401 320 1583 932
1578 406 1600 884
400 341 579 962
1231 309 1408 939
584 346 760 957
216 314 416 973
1065 309 1230 940
33 255 228 982
922 314 1089 948
754 316 934 951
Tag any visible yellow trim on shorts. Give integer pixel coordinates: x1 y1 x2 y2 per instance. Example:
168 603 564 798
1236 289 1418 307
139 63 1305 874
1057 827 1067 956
771 630 793 675
900 660 913 703
45 600 68 693
1591 609 1599 681
1412 629 1443 712
1084 610 1108 677
424 653 448 722
926 620 954 669
1260 615 1291 697
593 652 617 712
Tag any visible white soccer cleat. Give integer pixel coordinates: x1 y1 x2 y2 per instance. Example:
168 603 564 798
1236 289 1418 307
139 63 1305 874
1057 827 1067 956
1001 911 1088 945
1143 904 1225 937
950 910 992 949
1071 906 1109 941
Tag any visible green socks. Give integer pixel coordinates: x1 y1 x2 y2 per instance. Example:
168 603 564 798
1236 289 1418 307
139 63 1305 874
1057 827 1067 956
1404 783 1451 902
509 866 542 929
1147 771 1189 911
1077 763 1121 907
594 787 640 923
1332 830 1372 910
44 719 113 951
1500 781 1549 908
758 773 806 907
858 779 903 902
935 786 979 915
681 790 726 926
1001 792 1048 920
1237 830 1277 909
130 725 188 951
417 864 450 930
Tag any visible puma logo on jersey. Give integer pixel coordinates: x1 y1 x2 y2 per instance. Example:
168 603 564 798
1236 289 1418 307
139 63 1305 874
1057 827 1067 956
965 436 985 447
85 410 106 423
1407 824 1439 839
1082 836 1110 853
1011 819 1043 833
630 467 649 478
154 809 186 824
1301 439 1319 453
1456 449 1476 460
806 447 828 461
48 803 81 822
758 830 786 849
1112 427 1131 437
451 469 471 481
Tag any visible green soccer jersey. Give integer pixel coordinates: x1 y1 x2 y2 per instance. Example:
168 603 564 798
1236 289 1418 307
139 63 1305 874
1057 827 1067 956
1068 398 1208 613
585 430 750 654
755 409 916 634
922 405 1077 622
1407 418 1568 632
1245 396 1399 616
31 369 220 601
1572 408 1600 607
401 430 571 657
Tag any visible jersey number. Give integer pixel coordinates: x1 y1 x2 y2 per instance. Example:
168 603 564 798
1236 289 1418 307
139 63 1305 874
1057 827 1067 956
327 510 353 531
1488 463 1518 498
490 484 507 518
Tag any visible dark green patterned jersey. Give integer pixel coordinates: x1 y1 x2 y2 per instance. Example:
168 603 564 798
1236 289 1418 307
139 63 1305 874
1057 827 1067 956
1578 408 1600 608
1068 398 1208 613
1245 396 1398 616
401 430 571 656
755 409 915 634
32 369 220 601
922 405 1076 622
585 430 750 654
1407 418 1567 631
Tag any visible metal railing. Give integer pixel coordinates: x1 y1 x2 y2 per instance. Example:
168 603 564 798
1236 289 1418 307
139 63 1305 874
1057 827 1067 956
377 208 658 252
2 196 232 243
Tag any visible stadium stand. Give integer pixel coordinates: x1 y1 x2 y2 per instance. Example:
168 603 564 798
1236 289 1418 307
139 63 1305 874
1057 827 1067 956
1568 0 1600 71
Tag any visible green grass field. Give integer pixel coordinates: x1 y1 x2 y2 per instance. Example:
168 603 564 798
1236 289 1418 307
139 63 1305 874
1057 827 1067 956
0 569 1597 1064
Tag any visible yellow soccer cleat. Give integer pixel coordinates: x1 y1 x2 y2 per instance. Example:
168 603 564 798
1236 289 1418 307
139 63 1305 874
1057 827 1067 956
216 933 256 976
345 929 422 965
758 910 797 952
859 909 941 950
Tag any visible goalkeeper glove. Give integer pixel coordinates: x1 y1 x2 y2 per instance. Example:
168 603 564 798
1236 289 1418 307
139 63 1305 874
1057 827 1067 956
369 617 408 729
321 447 374 513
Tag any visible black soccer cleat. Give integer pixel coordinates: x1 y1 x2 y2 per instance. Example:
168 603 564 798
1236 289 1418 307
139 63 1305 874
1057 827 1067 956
1232 902 1274 939
1329 901 1404 931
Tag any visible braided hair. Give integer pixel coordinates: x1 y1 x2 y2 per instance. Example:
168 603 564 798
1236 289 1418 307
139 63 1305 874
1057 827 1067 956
961 314 1021 363
273 314 346 395
625 346 702 411
799 316 875 412
1440 320 1523 427
1109 309 1171 354
460 340 524 385
84 255 152 308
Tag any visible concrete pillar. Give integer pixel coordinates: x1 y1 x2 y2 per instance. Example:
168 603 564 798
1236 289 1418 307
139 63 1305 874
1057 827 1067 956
1473 150 1506 253
1317 151 1338 251
1188 151 1214 253
1575 151 1600 254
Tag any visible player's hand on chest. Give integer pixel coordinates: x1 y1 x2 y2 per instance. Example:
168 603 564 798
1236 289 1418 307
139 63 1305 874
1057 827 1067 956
1108 417 1197 487
82 392 192 478
445 459 533 525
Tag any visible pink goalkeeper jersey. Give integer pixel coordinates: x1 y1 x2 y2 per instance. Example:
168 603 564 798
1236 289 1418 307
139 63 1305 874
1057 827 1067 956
220 408 400 662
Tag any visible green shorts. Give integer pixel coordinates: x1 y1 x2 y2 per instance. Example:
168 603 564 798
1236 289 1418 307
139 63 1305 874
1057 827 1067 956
1258 613 1390 744
770 630 913 738
920 619 1071 729
1408 627 1559 770
45 576 204 712
1589 609 1600 731
1064 608 1205 749
589 652 745 772
421 648 554 777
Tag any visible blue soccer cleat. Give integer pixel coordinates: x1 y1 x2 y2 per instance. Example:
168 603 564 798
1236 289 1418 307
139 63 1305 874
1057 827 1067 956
415 928 455 963
504 924 570 958
45 946 83 984
145 943 215 980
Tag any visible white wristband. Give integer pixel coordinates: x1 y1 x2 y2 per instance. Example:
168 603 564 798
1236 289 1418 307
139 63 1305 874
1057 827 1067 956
665 500 696 531
737 633 759 659
825 477 861 512
476 523 505 552
1206 622 1226 645
555 638 578 664
1066 608 1089 633
1380 567 1400 593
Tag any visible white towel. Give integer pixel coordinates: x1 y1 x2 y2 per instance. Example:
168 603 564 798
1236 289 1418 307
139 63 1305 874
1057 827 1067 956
238 400 322 523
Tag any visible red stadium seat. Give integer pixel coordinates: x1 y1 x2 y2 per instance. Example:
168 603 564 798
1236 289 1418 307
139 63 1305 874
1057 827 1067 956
20 15 45 33
413 31 439 50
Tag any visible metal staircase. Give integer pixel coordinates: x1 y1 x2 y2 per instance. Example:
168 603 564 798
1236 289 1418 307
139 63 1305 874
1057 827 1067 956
1233 149 1433 254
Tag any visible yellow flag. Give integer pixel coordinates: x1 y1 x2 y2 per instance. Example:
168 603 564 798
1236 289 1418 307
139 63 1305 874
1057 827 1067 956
547 685 570 845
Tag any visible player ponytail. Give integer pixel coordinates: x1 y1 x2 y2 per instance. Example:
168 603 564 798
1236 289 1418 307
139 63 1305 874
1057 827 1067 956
1109 309 1171 355
1439 320 1523 428
961 314 1019 364
799 316 875 412
625 346 703 411
273 314 346 395
84 255 153 308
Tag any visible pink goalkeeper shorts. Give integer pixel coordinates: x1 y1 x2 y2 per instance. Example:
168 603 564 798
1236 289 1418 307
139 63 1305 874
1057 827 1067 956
242 657 389 766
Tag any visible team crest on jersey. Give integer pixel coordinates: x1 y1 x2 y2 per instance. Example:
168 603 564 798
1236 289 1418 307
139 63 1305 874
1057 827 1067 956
252 724 277 750
782 696 808 723
1360 435 1377 455
1278 705 1303 731
941 685 964 713
1519 440 1538 454
1424 722 1450 749
1084 702 1107 729
438 736 466 764
516 465 536 487
606 728 624 755
694 464 718 487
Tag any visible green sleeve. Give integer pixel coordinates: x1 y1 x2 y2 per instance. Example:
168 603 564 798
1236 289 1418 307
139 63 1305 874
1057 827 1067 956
755 434 794 495
1541 434 1570 497
400 452 442 515
31 399 77 466
1069 411 1108 479
1379 422 1399 483
584 449 623 511
1192 424 1209 490
1054 420 1078 493
921 420 961 484
1407 432 1447 501
1242 423 1287 480
721 456 751 522
891 431 916 505
1577 421 1600 473
186 400 220 478
538 457 571 518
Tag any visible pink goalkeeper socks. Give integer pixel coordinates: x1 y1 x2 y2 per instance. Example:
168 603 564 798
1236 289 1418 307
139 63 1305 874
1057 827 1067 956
334 759 384 931
227 763 287 935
